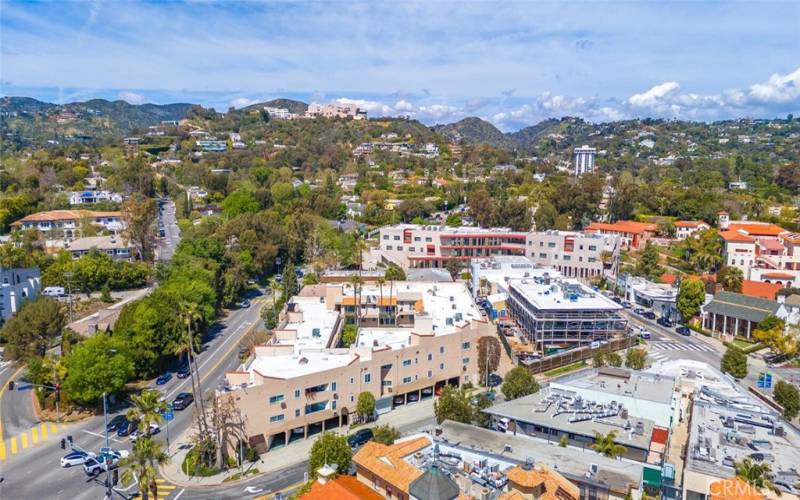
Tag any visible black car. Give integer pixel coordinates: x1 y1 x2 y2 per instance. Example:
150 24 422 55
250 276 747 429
106 415 129 433
118 419 136 437
177 365 191 379
657 316 675 328
676 326 691 336
172 392 194 411
633 308 645 315
643 311 657 320
347 428 373 449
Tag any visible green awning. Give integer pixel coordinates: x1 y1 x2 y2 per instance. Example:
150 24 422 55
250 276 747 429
642 466 662 488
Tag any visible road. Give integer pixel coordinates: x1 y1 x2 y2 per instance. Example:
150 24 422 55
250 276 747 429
157 198 180 261
0 287 270 499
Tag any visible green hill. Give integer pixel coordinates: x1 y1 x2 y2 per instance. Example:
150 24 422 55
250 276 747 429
433 117 515 150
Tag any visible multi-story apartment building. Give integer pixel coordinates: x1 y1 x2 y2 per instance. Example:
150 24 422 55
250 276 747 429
0 267 40 324
379 225 619 280
506 275 627 350
573 145 596 176
11 210 124 239
223 281 493 453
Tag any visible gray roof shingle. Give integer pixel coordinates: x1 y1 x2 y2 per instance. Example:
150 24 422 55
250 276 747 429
703 291 779 323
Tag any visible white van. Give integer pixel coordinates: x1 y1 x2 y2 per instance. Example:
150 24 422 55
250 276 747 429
42 286 65 297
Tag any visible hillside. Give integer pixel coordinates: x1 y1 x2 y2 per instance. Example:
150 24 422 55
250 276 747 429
433 117 515 150
0 97 193 145
243 98 309 115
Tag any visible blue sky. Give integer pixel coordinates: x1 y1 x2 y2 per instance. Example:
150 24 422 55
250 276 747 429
1 1 799 130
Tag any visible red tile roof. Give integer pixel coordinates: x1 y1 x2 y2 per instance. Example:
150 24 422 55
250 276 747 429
301 475 383 500
11 210 121 225
756 238 785 252
719 230 755 243
660 273 677 285
727 223 786 237
585 220 657 235
740 280 784 300
760 272 794 280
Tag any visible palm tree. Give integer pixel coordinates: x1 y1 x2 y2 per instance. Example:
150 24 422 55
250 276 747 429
735 458 781 496
348 275 363 328
718 266 744 292
591 431 627 458
179 300 208 433
385 264 404 325
127 390 167 434
120 437 170 500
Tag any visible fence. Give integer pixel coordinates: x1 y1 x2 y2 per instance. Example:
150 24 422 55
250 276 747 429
519 334 638 375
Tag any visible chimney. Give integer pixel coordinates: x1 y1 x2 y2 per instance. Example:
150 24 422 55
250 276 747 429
316 464 337 485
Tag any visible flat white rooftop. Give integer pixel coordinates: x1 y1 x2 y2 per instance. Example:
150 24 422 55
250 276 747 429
509 278 622 311
277 296 340 351
249 350 355 379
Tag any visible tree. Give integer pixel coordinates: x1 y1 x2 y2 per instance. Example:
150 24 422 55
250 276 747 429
356 391 375 421
677 278 705 321
625 348 648 370
445 213 462 227
591 430 627 458
533 201 558 231
734 458 781 496
477 336 501 386
657 220 676 238
122 194 157 262
100 282 113 302
559 435 569 447
308 432 351 478
221 189 260 218
0 297 65 360
340 325 358 347
120 437 170 500
445 258 462 281
127 390 167 434
434 385 474 424
63 334 135 406
773 380 800 420
753 319 798 357
500 367 540 400
717 266 744 293
593 350 622 368
721 346 748 379
282 263 299 299
472 393 493 428
634 242 663 281
372 424 401 445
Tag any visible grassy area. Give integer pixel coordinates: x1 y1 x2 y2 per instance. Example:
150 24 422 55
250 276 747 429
223 468 260 482
729 339 754 350
543 361 588 378
181 446 222 477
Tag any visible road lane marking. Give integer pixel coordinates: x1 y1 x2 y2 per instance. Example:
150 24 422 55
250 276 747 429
41 422 49 439
0 439 5 460
51 422 58 433
173 489 185 500
10 436 17 454
21 432 28 449
82 429 122 443
31 426 39 443
0 364 26 441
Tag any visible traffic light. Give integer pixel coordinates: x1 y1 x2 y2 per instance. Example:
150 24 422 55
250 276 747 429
67 435 73 446
60 438 66 449
7 381 14 391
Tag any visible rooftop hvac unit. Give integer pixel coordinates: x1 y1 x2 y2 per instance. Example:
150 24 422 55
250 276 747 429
589 463 599 475
452 304 457 310
449 296 454 302
312 328 321 337
454 313 463 322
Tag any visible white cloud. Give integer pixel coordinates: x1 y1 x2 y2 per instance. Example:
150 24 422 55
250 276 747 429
394 99 414 112
118 91 146 105
628 82 680 108
417 104 463 121
748 67 800 104
230 97 259 109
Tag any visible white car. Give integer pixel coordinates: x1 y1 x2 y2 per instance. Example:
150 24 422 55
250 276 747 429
83 450 129 476
61 450 95 468
129 422 160 442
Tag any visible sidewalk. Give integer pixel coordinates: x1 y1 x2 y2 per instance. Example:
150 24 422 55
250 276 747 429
160 396 438 486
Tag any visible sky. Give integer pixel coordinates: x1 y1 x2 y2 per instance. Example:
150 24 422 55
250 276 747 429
1 1 799 131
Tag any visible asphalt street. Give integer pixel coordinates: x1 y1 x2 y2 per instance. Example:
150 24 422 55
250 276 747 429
157 198 180 262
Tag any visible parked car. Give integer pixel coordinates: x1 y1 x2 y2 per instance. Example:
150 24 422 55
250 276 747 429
172 392 194 411
156 372 172 385
393 395 405 406
61 450 94 468
347 428 374 449
487 373 503 387
42 286 66 297
176 365 191 379
621 301 632 309
676 326 691 336
106 415 128 434
239 299 251 308
633 308 645 315
130 422 160 442
639 329 652 340
657 316 675 328
643 311 657 320
407 392 419 403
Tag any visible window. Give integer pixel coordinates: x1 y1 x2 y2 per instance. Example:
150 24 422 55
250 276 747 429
397 246 403 251
350 377 355 384
383 235 389 240
331 382 337 391
588 257 597 263
588 245 597 251
402 359 412 367
269 394 284 404
305 402 327 414
409 247 415 252
539 253 547 259
294 389 300 399
386 245 393 251
364 373 372 383
439 363 445 370
563 255 571 261
382 380 392 387
425 237 432 242
548 242 556 248
462 342 470 349
414 237 421 242
350 396 354 403
439 346 445 354
270 414 284 423
463 357 470 364
427 353 433 361
428 370 432 378
295 409 301 417
332 401 337 410
403 376 412 384
394 235 400 240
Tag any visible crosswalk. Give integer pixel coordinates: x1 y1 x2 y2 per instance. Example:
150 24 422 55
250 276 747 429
0 421 62 461
252 297 272 305
650 341 715 352
154 477 181 499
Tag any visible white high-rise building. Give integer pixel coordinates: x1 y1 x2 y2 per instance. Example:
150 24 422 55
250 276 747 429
573 145 596 176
